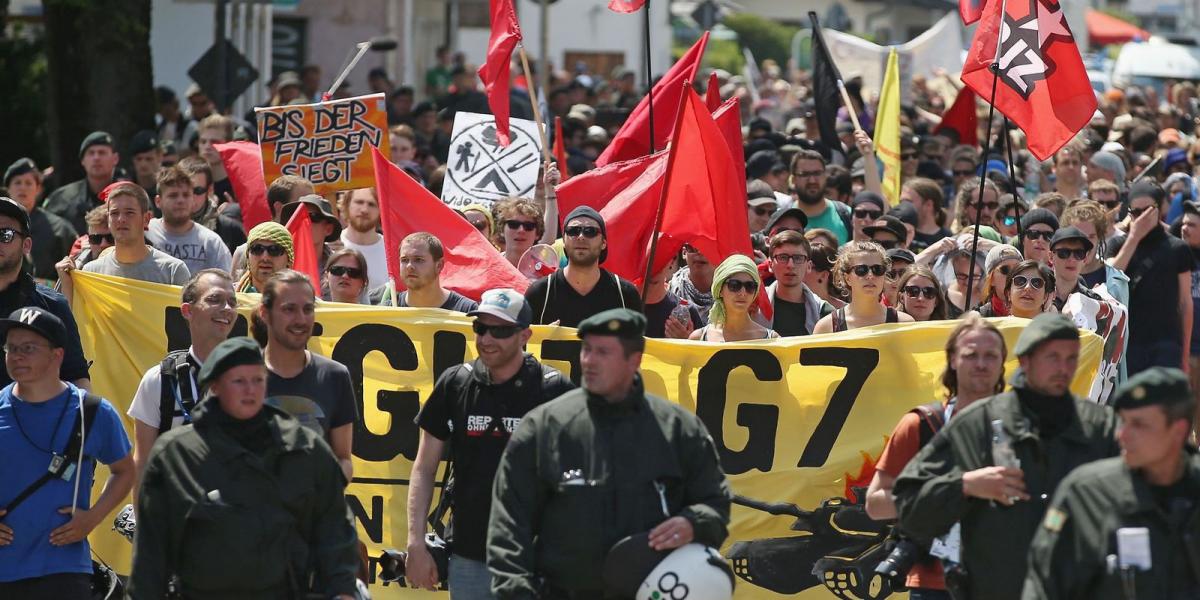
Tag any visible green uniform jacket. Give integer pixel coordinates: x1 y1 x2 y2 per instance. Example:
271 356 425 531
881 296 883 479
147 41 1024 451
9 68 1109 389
127 400 360 600
1022 453 1200 600
43 178 107 234
488 377 732 599
893 389 1120 600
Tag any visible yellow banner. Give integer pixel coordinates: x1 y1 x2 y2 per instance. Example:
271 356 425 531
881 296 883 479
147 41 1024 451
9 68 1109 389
874 48 901 205
73 273 1101 599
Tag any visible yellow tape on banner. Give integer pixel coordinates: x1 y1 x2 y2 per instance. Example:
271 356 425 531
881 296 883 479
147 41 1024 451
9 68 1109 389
73 272 1101 599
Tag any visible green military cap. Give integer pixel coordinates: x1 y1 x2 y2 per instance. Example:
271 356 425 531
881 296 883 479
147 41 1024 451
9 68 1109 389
1013 313 1079 357
79 131 116 159
197 337 264 388
577 308 646 341
1112 367 1192 411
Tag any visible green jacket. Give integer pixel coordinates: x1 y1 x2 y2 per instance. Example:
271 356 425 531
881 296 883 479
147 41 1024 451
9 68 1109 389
1022 453 1200 600
128 399 360 600
488 376 732 599
893 388 1120 600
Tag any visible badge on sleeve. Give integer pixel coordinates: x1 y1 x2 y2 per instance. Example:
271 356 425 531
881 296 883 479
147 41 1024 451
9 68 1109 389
1042 507 1067 532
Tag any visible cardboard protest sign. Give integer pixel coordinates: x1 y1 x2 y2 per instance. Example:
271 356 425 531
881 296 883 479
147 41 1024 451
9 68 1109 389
256 93 390 195
441 111 542 208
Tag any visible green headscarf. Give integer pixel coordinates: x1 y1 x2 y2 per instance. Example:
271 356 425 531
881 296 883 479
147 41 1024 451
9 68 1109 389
708 254 761 325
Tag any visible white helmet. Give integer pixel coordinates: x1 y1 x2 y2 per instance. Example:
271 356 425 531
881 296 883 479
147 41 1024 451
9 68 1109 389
635 544 734 600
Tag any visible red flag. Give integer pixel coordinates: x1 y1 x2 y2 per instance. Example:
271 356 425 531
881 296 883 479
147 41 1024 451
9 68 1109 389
960 0 986 24
554 116 572 181
371 146 528 299
933 86 979 146
712 97 745 194
705 71 722 112
961 0 1096 160
478 0 523 147
284 205 321 289
214 141 273 232
607 0 645 13
596 32 709 166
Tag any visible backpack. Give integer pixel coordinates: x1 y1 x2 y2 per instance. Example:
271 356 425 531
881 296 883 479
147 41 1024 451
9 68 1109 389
4 390 102 513
157 350 198 435
910 401 947 446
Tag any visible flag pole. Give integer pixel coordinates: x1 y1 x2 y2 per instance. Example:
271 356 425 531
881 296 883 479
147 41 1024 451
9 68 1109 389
518 44 553 164
642 0 656 155
837 80 863 132
1001 117 1024 239
963 0 1011 314
639 80 693 302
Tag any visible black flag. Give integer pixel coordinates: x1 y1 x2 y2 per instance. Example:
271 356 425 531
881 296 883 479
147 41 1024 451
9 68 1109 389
808 12 843 154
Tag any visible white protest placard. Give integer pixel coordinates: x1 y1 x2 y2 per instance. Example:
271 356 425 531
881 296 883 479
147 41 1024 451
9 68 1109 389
441 112 542 209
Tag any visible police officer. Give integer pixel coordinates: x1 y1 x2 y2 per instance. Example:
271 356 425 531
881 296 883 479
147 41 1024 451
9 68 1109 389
488 308 732 599
1023 367 1200 600
128 337 360 599
893 313 1120 600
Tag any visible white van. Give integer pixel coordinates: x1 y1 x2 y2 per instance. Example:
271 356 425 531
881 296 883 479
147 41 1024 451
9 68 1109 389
1112 38 1200 93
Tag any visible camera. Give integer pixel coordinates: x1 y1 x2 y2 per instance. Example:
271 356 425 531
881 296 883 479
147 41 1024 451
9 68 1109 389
873 538 923 590
378 533 449 585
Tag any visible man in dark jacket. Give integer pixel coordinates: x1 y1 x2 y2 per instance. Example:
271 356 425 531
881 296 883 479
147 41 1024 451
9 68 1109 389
43 131 121 234
488 308 731 599
893 313 1120 600
128 337 359 599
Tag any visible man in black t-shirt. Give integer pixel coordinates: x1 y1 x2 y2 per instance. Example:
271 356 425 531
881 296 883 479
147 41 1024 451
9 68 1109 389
525 206 641 326
1111 181 1194 375
405 289 574 596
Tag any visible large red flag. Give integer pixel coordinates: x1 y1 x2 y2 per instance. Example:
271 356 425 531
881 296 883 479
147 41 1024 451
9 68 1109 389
608 0 645 13
961 0 1096 160
371 146 528 299
284 205 321 289
595 32 709 166
214 141 273 231
933 86 979 146
711 97 745 194
478 0 523 146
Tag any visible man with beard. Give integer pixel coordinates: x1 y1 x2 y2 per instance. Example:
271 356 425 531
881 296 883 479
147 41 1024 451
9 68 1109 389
789 149 851 244
373 232 477 312
525 207 641 327
254 269 356 481
894 314 1120 600
44 131 121 234
756 231 830 336
236 222 293 293
4 158 77 282
404 289 574 595
339 188 388 292
146 165 232 274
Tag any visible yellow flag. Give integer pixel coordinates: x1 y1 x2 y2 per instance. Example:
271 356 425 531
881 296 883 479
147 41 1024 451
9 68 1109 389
874 48 901 205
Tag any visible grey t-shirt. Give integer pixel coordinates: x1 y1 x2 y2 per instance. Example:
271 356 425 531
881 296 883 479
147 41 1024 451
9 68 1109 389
146 219 233 274
82 246 191 285
265 353 358 436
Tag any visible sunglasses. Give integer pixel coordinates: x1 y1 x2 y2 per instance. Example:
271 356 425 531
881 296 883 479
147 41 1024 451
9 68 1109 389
1002 215 1017 227
192 186 207 196
1012 275 1045 290
853 209 883 220
564 225 601 238
901 153 918 161
505 220 538 232
1128 206 1154 219
468 220 488 232
1024 230 1054 241
328 265 363 279
771 253 809 265
751 205 776 216
0 227 25 245
249 243 287 257
1099 200 1121 210
724 279 759 294
996 264 1012 276
850 264 887 278
887 268 908 280
904 285 937 299
472 320 521 339
873 239 900 250
955 272 983 284
88 232 115 246
1053 248 1089 261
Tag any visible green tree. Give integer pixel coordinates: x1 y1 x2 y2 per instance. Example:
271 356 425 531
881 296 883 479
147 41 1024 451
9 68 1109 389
721 13 800 69
0 1 51 172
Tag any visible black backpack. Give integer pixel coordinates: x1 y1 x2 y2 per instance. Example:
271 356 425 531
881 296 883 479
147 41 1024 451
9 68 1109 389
910 401 947 446
157 350 199 435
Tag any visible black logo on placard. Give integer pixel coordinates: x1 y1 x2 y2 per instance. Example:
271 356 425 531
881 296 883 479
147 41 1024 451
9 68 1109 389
443 120 539 208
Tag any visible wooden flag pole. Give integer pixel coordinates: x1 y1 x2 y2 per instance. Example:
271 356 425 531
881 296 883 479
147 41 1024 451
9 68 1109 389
837 79 863 132
518 44 552 164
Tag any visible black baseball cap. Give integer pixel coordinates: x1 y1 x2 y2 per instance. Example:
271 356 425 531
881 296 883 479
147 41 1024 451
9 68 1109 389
765 207 808 234
863 215 907 242
0 197 31 234
1049 226 1094 252
0 306 67 348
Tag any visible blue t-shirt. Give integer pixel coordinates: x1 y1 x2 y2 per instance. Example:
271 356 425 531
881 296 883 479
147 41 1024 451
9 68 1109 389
0 383 131 581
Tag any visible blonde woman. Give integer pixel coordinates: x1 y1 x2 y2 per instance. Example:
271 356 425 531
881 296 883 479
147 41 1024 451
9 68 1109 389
813 241 915 333
690 254 779 341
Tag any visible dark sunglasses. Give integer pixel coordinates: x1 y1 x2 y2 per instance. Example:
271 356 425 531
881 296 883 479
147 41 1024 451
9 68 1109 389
505 220 538 232
564 225 601 238
1024 230 1054 241
1012 275 1045 290
249 243 287 257
472 320 521 339
0 227 25 245
327 265 363 279
996 264 1012 276
853 209 883 220
751 205 775 217
904 285 937 299
87 232 115 246
1128 206 1154 219
192 186 207 196
468 220 488 232
1053 248 1089 261
887 268 908 280
724 279 759 294
1099 200 1121 210
901 153 918 161
953 169 975 177
850 264 887 277
873 238 900 250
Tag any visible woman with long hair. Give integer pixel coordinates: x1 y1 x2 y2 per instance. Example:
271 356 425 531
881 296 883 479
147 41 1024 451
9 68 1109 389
976 244 1023 317
323 248 369 304
813 241 915 333
1001 260 1056 318
896 265 948 321
690 254 779 341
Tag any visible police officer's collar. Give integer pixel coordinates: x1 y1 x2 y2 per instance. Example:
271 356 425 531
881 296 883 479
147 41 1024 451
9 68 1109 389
586 373 646 414
1126 447 1200 515
993 390 1092 446
192 396 312 459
